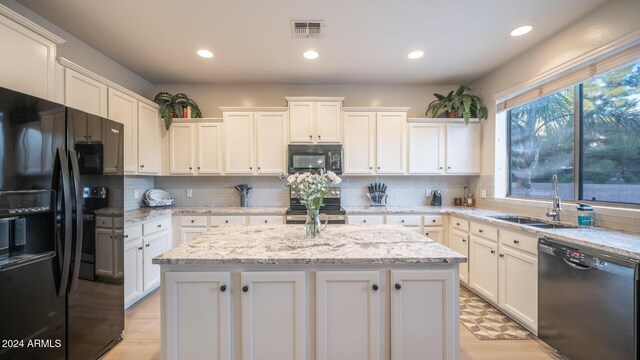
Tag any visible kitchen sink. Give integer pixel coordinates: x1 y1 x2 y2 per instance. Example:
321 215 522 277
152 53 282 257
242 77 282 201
489 215 577 229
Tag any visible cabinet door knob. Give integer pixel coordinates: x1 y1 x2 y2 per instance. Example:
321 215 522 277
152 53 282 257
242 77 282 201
432 220 436 223
369 166 373 170
479 229 484 233
462 239 467 243
309 135 313 140
395 283 402 290
191 220 195 223
189 167 192 170
242 285 249 293
249 166 253 170
499 254 505 258
439 166 443 169
372 284 379 291
264 220 268 223
258 167 261 170
140 165 144 168
225 220 229 224
377 166 380 170
363 219 367 223
220 285 227 292
145 243 150 247
125 234 129 238
448 166 451 169
490 250 496 254
513 240 520 244
197 166 201 170
456 222 460 226
137 246 143 250
318 135 322 140
157 224 162 228
401 220 405 223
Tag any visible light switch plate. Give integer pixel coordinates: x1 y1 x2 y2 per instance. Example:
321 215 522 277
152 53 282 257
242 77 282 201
480 189 487 198
134 190 139 199
186 189 193 198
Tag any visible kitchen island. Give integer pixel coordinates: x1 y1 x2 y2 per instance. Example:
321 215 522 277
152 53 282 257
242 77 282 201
153 224 466 360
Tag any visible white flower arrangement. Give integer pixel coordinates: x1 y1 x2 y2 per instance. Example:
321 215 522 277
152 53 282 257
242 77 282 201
282 170 341 210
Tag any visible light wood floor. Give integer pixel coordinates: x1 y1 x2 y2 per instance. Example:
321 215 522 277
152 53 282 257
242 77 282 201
102 291 557 360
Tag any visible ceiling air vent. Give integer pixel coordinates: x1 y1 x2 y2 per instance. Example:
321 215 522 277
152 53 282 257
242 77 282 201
291 20 324 38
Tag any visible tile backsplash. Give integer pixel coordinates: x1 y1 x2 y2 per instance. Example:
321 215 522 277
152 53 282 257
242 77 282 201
124 176 155 210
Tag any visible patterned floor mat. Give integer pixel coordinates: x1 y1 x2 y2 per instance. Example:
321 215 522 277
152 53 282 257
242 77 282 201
460 286 535 340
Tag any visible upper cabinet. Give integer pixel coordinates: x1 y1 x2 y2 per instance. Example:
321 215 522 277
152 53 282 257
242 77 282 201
445 122 481 174
138 102 161 174
65 68 108 117
287 98 343 144
222 110 287 175
0 5 64 101
408 123 445 174
108 88 138 174
169 121 224 176
343 110 407 175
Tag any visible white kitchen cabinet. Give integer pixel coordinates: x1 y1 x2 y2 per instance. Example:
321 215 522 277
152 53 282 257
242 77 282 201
143 231 168 292
70 110 102 143
197 123 223 174
445 123 480 174
169 123 195 174
180 227 208 243
108 88 138 173
0 11 60 100
164 271 231 360
499 246 538 331
347 215 384 225
391 270 458 360
124 237 143 307
316 271 381 360
248 216 284 225
469 235 499 304
450 229 469 284
210 215 247 226
375 112 406 174
408 123 445 174
137 102 161 174
241 271 306 360
95 228 115 277
224 112 255 174
102 119 122 174
64 68 108 117
288 100 342 143
343 112 375 174
255 112 287 174
423 227 444 244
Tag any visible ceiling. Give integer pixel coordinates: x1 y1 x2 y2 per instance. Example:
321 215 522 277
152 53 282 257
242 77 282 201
17 0 610 84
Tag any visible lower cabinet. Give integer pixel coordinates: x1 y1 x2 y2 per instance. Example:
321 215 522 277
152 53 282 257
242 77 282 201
241 272 306 360
498 245 538 331
450 229 469 284
316 271 381 360
124 237 144 306
423 227 444 244
391 270 458 360
180 227 207 243
347 215 384 225
469 235 499 303
164 272 231 360
95 228 115 277
143 231 168 291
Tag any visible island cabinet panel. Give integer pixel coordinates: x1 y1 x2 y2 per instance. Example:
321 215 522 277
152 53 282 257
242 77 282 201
164 272 231 360
316 271 381 360
391 270 459 360
241 272 306 360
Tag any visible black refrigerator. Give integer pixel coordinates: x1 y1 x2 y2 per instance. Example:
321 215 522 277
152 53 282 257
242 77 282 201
0 87 124 360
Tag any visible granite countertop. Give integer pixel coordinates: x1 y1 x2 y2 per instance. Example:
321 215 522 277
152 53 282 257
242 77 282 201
153 224 467 265
124 206 288 225
344 205 464 214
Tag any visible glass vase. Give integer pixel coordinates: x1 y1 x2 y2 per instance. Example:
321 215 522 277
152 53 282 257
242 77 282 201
305 208 327 238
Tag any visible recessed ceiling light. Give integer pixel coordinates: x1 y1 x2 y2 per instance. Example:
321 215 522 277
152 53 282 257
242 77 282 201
510 25 533 37
303 50 319 60
408 51 424 59
197 49 214 58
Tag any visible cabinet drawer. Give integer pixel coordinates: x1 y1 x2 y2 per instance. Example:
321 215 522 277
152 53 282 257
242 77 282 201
423 215 443 226
180 216 208 227
470 222 498 241
124 224 142 241
499 229 538 255
385 215 421 226
95 217 113 228
347 215 384 225
210 216 246 226
248 216 284 225
451 217 469 232
143 217 171 236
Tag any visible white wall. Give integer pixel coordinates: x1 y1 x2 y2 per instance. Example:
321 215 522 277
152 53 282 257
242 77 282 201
151 84 458 118
0 0 153 95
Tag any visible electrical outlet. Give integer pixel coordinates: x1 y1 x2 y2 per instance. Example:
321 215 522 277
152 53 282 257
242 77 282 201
480 189 487 199
134 190 139 199
186 189 193 198
425 189 431 197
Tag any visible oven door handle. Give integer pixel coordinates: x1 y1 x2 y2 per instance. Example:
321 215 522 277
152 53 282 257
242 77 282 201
563 258 592 271
68 149 84 292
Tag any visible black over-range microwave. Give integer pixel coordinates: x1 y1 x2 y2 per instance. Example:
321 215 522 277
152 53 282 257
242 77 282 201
288 144 342 174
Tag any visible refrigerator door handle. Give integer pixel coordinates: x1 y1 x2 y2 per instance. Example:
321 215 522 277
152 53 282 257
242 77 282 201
69 149 84 292
53 148 73 298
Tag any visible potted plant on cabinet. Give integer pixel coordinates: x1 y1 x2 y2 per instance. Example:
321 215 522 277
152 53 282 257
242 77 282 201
425 85 488 124
153 92 203 130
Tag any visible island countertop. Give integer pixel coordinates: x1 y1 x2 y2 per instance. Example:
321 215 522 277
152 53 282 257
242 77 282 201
153 224 467 265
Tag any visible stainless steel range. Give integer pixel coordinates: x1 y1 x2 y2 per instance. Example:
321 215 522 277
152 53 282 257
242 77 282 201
285 187 346 224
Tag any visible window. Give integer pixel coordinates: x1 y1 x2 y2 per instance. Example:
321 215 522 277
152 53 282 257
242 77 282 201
508 59 640 204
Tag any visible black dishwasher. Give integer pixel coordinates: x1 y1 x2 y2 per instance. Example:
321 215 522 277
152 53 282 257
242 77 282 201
538 237 638 360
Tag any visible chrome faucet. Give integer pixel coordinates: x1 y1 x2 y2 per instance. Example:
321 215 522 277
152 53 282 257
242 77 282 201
546 174 562 221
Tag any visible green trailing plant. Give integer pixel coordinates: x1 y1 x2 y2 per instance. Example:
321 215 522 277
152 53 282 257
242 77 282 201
153 92 203 129
426 85 488 124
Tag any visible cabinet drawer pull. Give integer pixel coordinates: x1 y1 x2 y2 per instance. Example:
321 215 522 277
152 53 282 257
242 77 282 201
395 283 402 290
242 285 249 293
401 220 405 223
309 135 312 140
157 224 162 228
137 246 143 250
124 234 129 238
432 220 436 223
363 219 367 223
462 239 467 243
499 254 505 258
225 220 229 224
264 220 268 223
490 250 496 254
513 240 520 244
145 244 150 247
140 165 144 168
220 285 227 292
456 222 460 226
191 220 195 223
479 229 484 233
372 284 379 291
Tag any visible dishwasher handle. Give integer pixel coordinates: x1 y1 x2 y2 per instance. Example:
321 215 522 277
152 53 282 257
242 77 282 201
563 258 592 271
